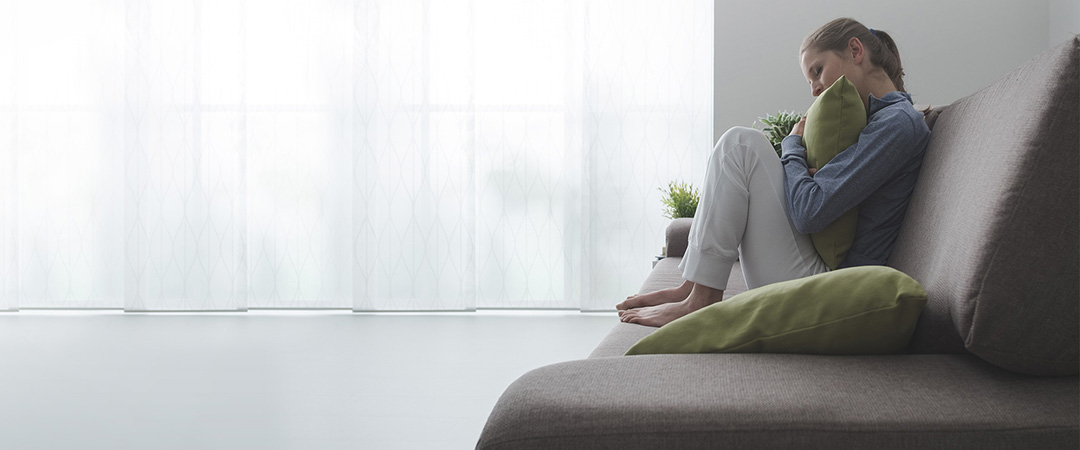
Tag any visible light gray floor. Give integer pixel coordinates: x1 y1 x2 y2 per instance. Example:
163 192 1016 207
0 310 617 450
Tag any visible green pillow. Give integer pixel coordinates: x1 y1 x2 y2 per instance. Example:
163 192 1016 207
625 266 927 355
802 75 867 269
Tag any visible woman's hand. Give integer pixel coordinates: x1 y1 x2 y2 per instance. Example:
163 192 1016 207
789 116 807 137
788 116 815 175
788 117 816 175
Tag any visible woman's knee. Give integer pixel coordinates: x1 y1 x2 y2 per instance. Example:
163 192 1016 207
719 126 763 144
712 126 774 164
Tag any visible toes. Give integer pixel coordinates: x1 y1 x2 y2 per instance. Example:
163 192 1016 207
623 309 647 324
629 313 655 326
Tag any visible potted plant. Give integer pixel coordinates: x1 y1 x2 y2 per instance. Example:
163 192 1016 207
660 181 699 219
755 111 803 157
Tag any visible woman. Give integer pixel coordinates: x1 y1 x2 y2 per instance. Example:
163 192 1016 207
618 18 931 327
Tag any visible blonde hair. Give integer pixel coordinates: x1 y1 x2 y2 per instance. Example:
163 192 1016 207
801 18 907 93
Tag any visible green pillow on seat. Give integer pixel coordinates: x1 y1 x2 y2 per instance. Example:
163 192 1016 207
802 75 867 269
625 266 927 356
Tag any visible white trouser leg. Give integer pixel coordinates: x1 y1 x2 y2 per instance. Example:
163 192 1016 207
679 127 828 290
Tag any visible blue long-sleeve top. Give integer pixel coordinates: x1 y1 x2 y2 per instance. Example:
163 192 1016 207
780 91 931 268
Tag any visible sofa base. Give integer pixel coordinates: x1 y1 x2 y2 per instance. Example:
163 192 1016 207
477 353 1079 450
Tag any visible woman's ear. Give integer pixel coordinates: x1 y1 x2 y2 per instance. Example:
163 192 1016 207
847 36 865 64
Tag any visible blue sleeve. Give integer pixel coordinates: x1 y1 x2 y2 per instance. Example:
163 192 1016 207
780 109 921 234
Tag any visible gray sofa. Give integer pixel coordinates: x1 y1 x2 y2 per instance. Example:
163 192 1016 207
477 38 1079 449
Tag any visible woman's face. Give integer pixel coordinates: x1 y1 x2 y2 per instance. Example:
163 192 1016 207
800 47 851 98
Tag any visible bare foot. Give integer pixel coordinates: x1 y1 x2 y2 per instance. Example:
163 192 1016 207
617 279 693 311
618 300 696 327
619 284 724 327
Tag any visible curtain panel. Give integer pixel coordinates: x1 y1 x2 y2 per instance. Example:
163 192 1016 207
0 0 713 311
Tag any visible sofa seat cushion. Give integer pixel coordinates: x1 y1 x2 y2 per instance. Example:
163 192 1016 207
476 354 1079 450
590 322 656 358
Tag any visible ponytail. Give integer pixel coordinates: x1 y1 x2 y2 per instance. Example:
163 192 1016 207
869 29 906 93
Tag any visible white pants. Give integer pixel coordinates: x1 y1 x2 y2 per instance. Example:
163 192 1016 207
679 127 828 291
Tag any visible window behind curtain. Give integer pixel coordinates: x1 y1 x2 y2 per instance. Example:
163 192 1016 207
0 0 712 311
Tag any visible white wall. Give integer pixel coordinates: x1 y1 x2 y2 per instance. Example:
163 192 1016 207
713 0 1055 142
1049 0 1079 47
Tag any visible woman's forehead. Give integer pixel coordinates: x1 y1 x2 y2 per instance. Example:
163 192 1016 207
800 48 837 67
799 49 822 68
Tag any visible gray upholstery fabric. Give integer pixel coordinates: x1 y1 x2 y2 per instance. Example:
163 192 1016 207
665 218 693 257
588 322 655 358
915 104 946 130
636 257 687 296
889 38 1079 375
476 354 1079 450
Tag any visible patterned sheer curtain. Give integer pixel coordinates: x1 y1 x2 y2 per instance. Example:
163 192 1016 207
0 0 712 312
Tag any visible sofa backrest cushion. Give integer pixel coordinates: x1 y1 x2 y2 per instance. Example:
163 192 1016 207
888 37 1079 376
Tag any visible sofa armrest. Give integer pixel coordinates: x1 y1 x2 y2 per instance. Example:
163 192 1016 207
665 218 692 257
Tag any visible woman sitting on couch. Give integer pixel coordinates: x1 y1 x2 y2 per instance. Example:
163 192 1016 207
618 17 931 327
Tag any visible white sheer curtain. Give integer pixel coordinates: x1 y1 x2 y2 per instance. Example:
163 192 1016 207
0 0 712 312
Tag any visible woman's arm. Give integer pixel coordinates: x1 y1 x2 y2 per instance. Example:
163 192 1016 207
780 109 924 234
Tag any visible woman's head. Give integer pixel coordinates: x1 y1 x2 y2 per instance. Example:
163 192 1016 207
799 18 906 98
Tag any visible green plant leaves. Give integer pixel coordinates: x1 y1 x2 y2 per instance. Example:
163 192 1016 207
660 181 699 219
755 111 803 157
